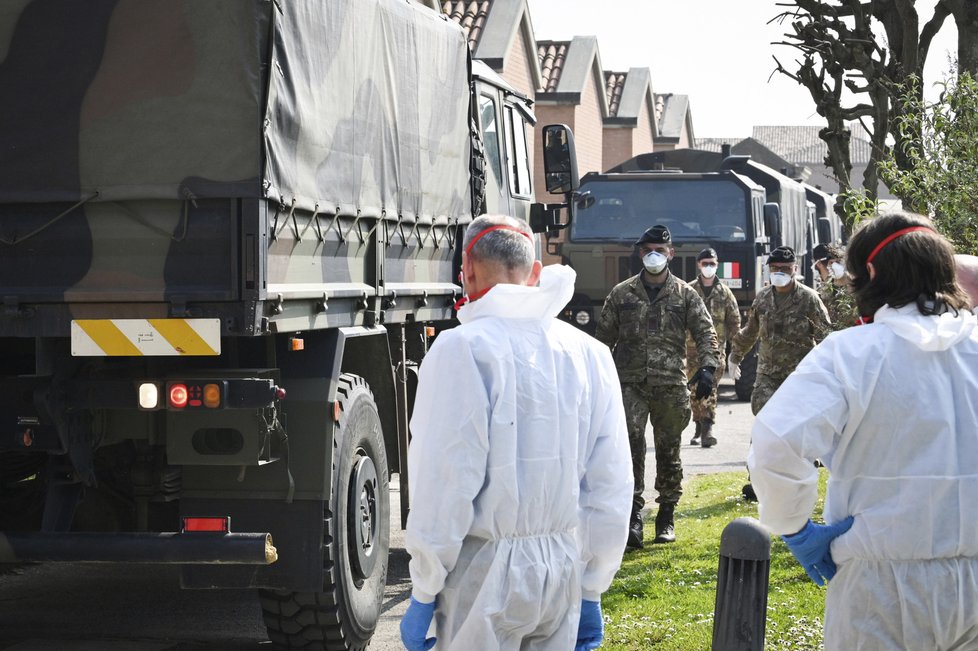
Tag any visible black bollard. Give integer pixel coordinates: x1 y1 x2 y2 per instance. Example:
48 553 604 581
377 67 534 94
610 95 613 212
712 517 771 651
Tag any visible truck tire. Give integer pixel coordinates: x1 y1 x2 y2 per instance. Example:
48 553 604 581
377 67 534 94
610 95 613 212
734 346 758 402
261 374 390 650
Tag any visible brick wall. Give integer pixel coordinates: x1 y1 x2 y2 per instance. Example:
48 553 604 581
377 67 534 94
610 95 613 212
603 126 634 171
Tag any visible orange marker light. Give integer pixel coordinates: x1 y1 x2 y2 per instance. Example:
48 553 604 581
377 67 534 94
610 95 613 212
203 383 221 408
424 326 436 337
290 337 305 351
169 383 189 409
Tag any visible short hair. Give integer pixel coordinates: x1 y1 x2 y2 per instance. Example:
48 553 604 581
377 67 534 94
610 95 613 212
462 214 535 272
846 211 971 317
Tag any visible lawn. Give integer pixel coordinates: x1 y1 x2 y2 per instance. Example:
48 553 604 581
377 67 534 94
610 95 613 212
602 470 830 650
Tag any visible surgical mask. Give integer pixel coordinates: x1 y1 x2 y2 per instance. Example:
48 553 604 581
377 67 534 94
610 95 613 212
642 251 669 275
700 264 717 279
829 261 846 280
770 272 792 288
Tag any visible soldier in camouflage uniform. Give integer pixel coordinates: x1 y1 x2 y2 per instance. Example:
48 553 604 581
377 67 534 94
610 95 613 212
596 225 720 548
813 242 858 329
685 248 740 448
729 246 830 501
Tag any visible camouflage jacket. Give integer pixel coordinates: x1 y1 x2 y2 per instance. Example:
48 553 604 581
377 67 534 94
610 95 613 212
819 280 858 330
595 271 720 387
730 282 830 381
686 278 740 357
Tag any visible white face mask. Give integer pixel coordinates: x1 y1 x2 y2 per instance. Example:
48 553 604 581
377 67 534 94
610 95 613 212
642 251 669 275
829 261 846 280
700 264 717 279
770 271 792 288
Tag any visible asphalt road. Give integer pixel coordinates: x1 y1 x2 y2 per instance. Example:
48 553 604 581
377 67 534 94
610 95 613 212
0 380 753 650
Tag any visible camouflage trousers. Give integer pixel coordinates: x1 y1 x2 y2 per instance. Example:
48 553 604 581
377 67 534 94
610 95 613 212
621 382 691 512
750 373 789 416
686 357 726 423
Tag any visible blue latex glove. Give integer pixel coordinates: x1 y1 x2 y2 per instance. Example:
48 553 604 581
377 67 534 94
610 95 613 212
400 596 436 651
781 516 855 586
576 599 603 651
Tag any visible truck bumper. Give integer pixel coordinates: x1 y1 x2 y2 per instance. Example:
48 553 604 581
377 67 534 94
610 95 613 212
0 531 277 564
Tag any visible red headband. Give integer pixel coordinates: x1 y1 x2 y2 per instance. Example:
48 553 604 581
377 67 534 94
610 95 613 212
866 226 934 264
464 224 533 256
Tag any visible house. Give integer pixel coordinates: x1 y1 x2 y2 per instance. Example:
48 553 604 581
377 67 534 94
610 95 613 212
602 68 658 171
441 0 543 98
653 93 695 152
750 124 895 199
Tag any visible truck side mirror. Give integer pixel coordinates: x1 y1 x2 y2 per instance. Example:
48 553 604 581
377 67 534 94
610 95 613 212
763 202 782 247
542 124 579 195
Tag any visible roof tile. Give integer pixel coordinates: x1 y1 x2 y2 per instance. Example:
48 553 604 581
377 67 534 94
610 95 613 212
442 0 491 51
605 71 627 117
537 40 569 92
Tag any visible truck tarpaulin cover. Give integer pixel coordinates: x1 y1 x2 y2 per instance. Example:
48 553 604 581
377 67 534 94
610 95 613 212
0 0 471 222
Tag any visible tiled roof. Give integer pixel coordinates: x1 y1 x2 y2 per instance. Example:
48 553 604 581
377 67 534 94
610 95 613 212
537 40 570 92
605 71 627 118
442 0 492 51
656 93 689 139
752 123 874 164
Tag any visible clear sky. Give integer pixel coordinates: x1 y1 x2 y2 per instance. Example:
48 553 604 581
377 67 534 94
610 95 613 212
528 1 958 139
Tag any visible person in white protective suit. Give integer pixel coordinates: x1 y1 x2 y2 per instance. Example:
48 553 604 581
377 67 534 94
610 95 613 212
400 214 633 651
748 211 978 650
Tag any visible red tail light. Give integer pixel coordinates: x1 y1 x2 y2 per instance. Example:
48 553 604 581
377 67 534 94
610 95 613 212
168 383 189 409
182 516 230 533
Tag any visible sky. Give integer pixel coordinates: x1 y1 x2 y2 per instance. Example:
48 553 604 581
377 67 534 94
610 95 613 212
527 1 959 139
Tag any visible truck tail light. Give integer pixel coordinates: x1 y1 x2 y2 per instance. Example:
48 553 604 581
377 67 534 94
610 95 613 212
168 383 189 409
182 516 230 533
138 382 161 409
203 383 221 408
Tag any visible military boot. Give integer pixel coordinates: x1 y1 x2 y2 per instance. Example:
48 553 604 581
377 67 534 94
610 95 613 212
700 420 717 448
626 510 644 550
689 421 702 446
652 503 676 544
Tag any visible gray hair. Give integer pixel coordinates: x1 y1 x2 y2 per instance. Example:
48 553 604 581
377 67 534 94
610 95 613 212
462 214 535 271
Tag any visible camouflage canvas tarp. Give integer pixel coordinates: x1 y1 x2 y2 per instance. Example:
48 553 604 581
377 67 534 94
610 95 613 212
0 0 472 222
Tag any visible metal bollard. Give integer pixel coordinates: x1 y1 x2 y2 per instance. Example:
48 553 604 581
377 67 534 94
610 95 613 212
711 517 771 651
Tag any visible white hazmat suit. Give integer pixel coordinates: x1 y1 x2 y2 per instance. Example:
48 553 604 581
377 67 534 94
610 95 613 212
748 303 978 650
405 265 633 650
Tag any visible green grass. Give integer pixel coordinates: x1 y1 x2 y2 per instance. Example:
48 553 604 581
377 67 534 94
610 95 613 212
603 471 830 650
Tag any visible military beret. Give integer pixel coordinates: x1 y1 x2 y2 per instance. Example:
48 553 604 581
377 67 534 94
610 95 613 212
635 224 671 246
768 246 796 264
812 242 844 262
697 247 718 261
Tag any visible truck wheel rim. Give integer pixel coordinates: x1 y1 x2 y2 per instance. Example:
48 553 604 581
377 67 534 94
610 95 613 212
349 451 378 581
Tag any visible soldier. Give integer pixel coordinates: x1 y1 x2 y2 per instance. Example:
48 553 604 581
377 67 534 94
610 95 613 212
812 242 858 328
729 245 830 500
686 248 740 448
596 225 720 548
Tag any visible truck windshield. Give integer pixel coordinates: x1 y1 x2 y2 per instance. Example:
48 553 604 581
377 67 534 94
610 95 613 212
571 179 749 242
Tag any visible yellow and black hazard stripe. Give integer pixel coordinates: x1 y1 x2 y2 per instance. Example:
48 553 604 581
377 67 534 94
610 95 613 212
70 319 221 357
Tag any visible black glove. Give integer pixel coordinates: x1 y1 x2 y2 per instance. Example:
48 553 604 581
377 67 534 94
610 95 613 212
688 366 716 400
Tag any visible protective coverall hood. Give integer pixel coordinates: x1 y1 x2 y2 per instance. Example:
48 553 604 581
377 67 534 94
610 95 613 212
456 264 575 324
874 303 976 351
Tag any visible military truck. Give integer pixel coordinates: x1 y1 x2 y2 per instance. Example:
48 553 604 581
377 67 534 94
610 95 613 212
0 1 576 648
555 151 833 400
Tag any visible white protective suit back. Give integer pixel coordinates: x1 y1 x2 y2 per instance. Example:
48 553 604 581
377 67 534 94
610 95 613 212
749 303 978 650
405 265 633 650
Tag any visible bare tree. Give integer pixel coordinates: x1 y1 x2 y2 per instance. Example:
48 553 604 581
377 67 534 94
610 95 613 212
770 1 955 231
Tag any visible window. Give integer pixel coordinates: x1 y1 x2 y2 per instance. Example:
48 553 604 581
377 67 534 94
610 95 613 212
504 106 532 197
479 95 503 187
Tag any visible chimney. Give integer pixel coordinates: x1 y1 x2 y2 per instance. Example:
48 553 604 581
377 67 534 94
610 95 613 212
721 143 732 159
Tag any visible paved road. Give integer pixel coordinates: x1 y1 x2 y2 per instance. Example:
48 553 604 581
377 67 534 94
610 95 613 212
0 380 753 650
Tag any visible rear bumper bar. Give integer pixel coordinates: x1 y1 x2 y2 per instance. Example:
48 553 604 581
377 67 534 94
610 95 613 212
0 531 277 564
